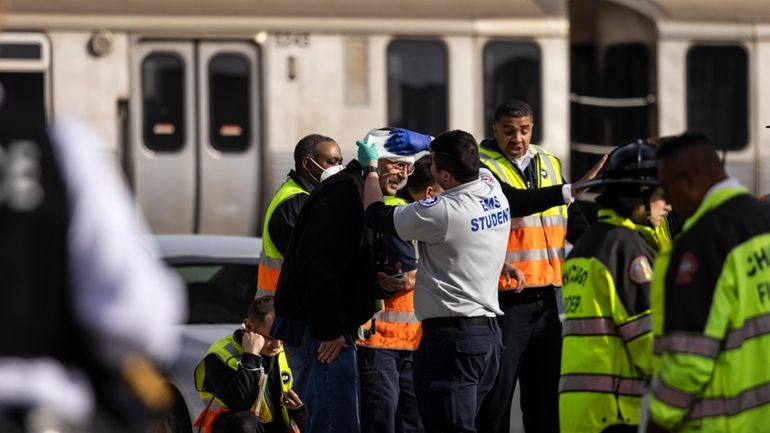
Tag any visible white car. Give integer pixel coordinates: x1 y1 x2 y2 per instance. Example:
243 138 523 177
154 234 262 433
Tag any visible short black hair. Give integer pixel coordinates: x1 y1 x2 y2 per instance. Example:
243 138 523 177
430 130 479 183
494 100 534 122
656 132 709 159
406 155 437 193
248 295 274 324
293 133 336 170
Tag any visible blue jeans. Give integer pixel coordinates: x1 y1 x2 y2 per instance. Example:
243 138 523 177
284 328 360 433
358 346 423 433
413 317 502 433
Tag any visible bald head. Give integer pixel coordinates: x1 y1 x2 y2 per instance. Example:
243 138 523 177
656 133 727 218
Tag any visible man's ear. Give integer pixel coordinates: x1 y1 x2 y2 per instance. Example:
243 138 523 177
301 157 313 174
242 318 252 331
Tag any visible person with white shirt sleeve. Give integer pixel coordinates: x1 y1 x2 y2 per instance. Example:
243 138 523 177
362 130 601 433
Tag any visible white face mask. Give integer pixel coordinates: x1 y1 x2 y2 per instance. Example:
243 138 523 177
308 158 344 183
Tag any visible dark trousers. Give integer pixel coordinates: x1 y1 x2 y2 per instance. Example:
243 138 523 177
413 317 502 433
358 346 423 433
214 411 265 433
477 289 562 433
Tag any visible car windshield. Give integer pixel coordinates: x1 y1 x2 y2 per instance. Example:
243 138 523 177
171 263 257 323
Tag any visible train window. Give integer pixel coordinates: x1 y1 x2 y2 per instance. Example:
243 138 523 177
571 43 650 147
687 45 748 151
209 53 251 152
483 41 541 143
0 43 42 60
387 39 448 137
0 72 46 124
142 53 186 152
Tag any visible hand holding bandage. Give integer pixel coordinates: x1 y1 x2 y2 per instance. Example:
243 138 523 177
356 140 379 165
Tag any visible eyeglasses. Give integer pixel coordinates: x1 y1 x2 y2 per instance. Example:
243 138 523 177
386 159 415 176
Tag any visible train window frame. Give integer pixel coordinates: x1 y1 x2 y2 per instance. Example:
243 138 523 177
386 38 449 137
207 52 252 153
482 39 542 144
141 51 187 153
686 44 748 151
0 33 51 124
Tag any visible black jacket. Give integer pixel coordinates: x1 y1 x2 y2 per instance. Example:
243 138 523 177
274 160 379 342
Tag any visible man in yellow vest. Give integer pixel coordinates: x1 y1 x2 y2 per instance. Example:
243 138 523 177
357 153 441 433
256 134 343 298
475 99 589 433
559 140 670 433
646 133 770 432
194 296 306 433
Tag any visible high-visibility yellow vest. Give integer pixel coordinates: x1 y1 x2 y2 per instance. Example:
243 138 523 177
256 178 309 297
649 185 770 432
357 195 422 351
479 144 568 289
559 209 656 433
193 335 298 433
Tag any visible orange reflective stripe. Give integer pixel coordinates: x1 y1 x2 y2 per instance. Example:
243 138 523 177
507 226 568 250
194 401 228 433
502 257 563 288
358 290 421 350
256 263 280 295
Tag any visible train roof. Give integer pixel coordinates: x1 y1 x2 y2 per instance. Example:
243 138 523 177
5 0 770 26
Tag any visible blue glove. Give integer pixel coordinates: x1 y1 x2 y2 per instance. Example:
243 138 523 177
356 140 379 165
384 128 431 155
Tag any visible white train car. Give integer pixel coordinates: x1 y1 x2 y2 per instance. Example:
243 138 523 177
2 0 768 238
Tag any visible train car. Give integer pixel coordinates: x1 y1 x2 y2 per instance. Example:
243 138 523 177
2 0 768 237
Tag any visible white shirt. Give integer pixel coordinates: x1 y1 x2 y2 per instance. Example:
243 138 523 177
392 168 508 320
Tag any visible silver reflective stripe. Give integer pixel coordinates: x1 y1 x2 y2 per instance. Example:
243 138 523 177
375 310 419 324
536 147 561 183
687 382 770 420
618 314 652 342
652 377 694 409
479 154 516 185
655 332 721 358
562 317 618 336
223 342 240 360
506 247 564 263
510 214 567 229
260 255 283 270
559 374 645 396
724 313 770 350
255 288 275 297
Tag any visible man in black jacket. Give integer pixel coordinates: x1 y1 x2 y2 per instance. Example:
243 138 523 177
272 128 420 433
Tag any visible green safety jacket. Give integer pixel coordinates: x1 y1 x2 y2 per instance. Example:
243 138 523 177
194 334 297 432
256 177 309 297
560 208 658 433
649 184 770 432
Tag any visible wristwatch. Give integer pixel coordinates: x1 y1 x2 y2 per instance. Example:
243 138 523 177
362 165 380 177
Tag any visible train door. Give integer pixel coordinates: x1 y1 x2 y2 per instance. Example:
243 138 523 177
130 40 261 235
568 0 658 219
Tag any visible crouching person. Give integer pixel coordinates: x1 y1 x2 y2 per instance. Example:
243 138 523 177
194 296 307 433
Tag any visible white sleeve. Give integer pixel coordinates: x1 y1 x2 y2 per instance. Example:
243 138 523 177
392 196 448 244
51 117 186 367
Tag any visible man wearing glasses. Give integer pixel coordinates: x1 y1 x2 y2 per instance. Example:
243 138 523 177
272 128 424 433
